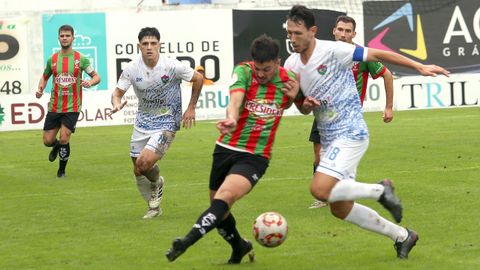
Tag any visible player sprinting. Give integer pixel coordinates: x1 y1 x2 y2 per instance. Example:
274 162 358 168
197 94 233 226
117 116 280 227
36 24 101 178
165 34 299 263
110 27 203 219
284 5 449 259
309 15 394 209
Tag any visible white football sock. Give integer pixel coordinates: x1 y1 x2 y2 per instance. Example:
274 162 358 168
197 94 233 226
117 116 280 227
344 203 408 242
136 175 151 202
328 180 384 202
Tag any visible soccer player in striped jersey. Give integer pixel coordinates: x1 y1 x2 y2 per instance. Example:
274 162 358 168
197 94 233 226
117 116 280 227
166 34 299 263
110 27 204 219
284 5 448 259
36 25 101 178
309 15 394 209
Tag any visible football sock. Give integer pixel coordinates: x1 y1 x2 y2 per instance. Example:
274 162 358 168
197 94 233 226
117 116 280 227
217 213 243 249
144 164 160 183
344 203 408 242
183 199 229 247
135 175 151 202
58 143 70 173
328 181 384 202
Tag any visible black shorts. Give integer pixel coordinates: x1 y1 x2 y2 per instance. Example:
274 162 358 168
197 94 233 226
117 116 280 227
43 112 80 133
209 144 269 191
309 118 321 143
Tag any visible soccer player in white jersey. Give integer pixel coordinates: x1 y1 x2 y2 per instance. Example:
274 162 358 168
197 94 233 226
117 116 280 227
110 27 204 219
284 5 449 259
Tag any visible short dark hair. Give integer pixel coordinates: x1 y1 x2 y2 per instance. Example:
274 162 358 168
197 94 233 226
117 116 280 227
58 25 74 35
336 15 356 31
138 27 160 42
250 34 280 63
287 5 316 29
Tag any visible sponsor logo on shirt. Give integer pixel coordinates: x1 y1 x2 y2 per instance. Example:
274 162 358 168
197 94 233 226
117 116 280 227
245 99 283 120
317 64 327 75
135 77 143 82
55 73 77 87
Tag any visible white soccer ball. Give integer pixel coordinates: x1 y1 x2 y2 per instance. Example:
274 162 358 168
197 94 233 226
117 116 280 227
252 212 288 248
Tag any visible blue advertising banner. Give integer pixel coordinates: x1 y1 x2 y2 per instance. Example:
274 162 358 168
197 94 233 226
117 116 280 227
42 13 108 91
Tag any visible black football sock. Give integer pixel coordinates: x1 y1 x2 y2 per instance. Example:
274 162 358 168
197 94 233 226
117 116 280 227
217 213 243 249
58 143 70 173
183 199 229 247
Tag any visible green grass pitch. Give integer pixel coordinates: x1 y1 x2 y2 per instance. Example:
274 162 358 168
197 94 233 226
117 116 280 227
1 107 479 269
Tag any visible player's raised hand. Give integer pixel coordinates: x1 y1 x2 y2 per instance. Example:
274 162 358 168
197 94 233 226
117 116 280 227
217 118 237 135
417 64 450 77
109 100 127 116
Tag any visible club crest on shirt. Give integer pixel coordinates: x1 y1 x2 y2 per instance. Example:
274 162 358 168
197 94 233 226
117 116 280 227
352 63 360 73
317 64 327 75
161 75 170 84
245 99 283 120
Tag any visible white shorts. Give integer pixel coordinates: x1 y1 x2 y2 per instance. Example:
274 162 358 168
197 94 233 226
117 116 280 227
316 138 369 180
130 129 176 158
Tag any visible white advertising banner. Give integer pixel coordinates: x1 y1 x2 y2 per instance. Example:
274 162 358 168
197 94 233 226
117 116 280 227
362 73 479 112
106 9 234 87
0 91 136 132
0 18 29 97
105 9 235 120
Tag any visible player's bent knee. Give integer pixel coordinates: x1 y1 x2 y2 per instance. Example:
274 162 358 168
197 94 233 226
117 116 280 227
214 190 237 206
310 184 330 202
136 162 153 175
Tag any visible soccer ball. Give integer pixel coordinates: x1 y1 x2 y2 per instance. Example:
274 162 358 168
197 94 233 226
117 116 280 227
252 212 288 248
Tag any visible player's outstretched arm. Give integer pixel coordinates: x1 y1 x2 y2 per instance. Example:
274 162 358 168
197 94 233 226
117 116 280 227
367 48 450 77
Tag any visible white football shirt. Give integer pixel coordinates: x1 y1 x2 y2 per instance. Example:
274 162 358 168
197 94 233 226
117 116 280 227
284 39 369 147
117 55 194 132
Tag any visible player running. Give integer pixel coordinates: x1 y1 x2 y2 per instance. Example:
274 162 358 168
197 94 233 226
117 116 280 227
110 27 203 219
36 24 101 178
166 34 299 264
284 5 449 259
309 15 394 209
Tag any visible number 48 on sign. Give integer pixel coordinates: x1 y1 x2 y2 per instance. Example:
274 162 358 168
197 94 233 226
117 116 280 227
0 80 22 95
